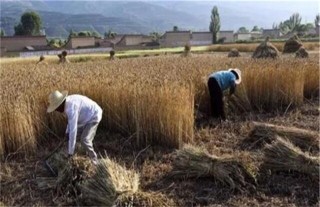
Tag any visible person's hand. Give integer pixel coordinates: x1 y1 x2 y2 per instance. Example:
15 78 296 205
65 133 69 141
67 154 73 162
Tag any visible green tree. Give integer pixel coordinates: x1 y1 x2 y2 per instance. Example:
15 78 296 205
315 14 320 27
105 29 117 38
14 11 42 35
78 31 89 36
0 28 5 36
69 29 77 38
92 31 101 38
150 32 161 41
279 13 302 35
238 27 249 33
173 26 178 31
209 6 220 44
251 25 260 32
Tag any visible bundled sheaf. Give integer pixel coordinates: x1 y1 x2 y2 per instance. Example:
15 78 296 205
245 122 319 151
228 48 241 57
263 136 319 180
81 156 175 207
295 47 309 58
283 35 303 53
170 145 256 192
37 153 95 196
252 37 279 59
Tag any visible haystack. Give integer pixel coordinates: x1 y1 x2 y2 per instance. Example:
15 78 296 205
263 136 319 180
181 44 191 57
170 145 256 192
109 50 116 60
228 48 241 57
81 156 175 206
245 122 319 151
283 35 303 53
295 47 309 58
252 37 279 59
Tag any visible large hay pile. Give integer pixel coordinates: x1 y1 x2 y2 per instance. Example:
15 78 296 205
283 35 303 53
170 145 256 192
245 122 319 151
295 47 309 58
252 37 279 59
263 137 319 181
81 156 175 206
228 48 241 57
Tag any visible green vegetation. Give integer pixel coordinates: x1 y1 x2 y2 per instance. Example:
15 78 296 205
0 28 5 36
209 6 220 44
14 11 42 35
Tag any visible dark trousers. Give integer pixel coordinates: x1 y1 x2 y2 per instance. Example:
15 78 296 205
208 77 226 120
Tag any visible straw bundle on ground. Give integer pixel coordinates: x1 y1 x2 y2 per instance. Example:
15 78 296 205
252 37 279 59
283 35 303 53
181 44 191 57
81 156 175 206
263 136 319 180
109 50 116 61
170 145 256 192
37 153 95 196
228 48 241 57
245 122 319 151
295 47 309 58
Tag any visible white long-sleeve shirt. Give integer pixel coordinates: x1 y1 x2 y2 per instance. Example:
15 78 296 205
64 95 103 155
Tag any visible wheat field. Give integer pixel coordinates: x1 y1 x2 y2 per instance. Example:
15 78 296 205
0 53 318 158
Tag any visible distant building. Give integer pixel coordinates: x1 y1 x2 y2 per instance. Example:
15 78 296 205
262 29 282 38
65 36 95 49
250 31 263 39
234 33 252 41
159 31 192 47
190 32 211 45
0 35 47 52
218 30 234 43
116 34 153 46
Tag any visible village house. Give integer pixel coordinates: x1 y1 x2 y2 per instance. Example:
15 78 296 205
234 33 252 41
65 36 96 49
262 29 282 39
104 34 157 49
159 31 192 47
190 32 211 45
0 35 48 55
218 30 234 43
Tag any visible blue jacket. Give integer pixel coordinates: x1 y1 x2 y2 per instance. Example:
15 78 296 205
209 71 236 91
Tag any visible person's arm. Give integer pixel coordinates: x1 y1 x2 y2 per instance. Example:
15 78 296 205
66 107 78 156
229 83 236 96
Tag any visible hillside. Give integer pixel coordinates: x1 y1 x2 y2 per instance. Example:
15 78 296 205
0 0 318 38
0 0 205 37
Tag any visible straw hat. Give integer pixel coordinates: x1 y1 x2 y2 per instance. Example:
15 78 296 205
228 68 242 84
47 90 68 113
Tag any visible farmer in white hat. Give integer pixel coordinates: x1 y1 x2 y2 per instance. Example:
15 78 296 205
47 90 103 164
207 68 241 121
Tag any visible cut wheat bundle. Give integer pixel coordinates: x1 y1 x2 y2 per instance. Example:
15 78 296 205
263 136 319 180
37 153 95 196
81 156 175 206
295 47 309 58
169 145 256 192
283 35 303 53
252 37 279 59
228 48 241 57
246 122 319 151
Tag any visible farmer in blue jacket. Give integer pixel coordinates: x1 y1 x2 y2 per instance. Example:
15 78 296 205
207 68 242 120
